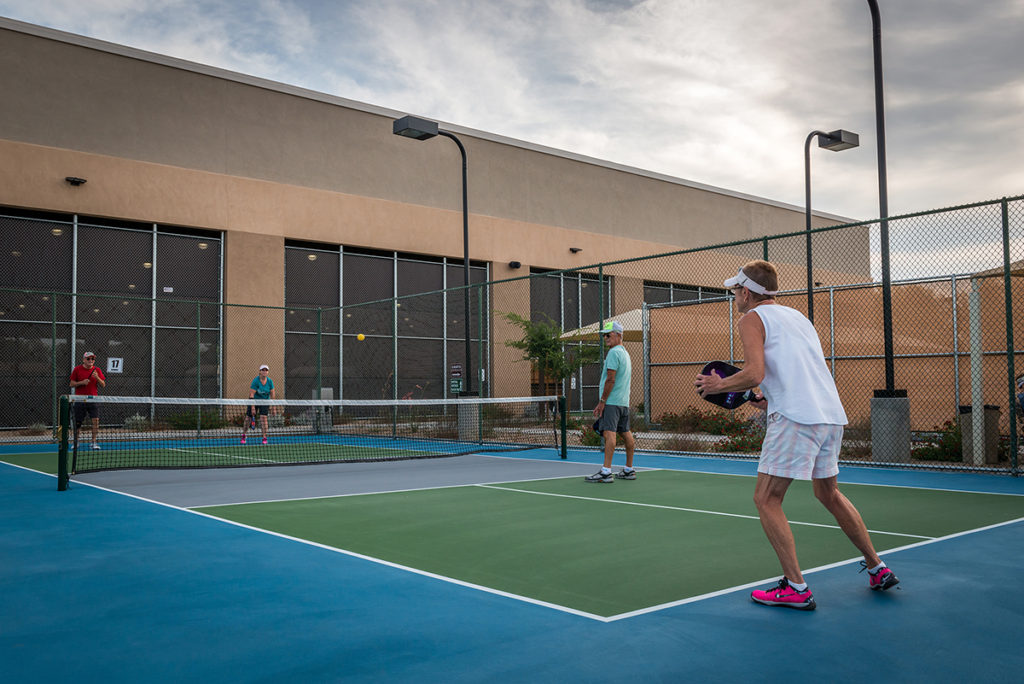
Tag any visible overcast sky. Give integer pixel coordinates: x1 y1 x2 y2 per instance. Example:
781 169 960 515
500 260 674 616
2 0 1022 228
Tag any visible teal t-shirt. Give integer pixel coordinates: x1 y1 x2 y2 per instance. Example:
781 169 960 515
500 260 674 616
251 376 274 400
599 345 631 407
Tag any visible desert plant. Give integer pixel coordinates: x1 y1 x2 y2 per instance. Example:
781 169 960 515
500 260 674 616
122 414 151 431
912 420 961 462
500 311 600 414
579 424 603 447
22 422 50 436
714 422 766 453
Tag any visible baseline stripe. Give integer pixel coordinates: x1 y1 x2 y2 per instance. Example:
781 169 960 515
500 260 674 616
477 484 935 540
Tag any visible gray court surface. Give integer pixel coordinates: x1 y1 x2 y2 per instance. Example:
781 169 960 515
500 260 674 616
72 454 605 507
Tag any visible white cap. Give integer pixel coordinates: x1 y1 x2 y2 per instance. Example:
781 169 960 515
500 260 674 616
259 364 269 371
723 268 778 295
83 351 96 359
600 320 624 334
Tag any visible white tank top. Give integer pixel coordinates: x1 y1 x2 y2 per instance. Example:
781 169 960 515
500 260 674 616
751 304 847 426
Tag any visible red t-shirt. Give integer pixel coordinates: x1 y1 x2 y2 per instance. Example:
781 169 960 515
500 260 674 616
70 364 106 395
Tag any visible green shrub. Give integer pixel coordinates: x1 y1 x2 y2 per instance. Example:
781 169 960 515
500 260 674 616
912 420 961 462
579 425 603 447
122 414 151 431
165 409 229 430
714 422 766 453
658 407 705 432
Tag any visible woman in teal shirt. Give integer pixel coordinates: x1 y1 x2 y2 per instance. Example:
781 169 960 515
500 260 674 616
241 364 275 445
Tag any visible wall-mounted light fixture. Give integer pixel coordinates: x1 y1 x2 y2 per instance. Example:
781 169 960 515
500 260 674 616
508 261 521 269
569 247 582 253
65 176 87 186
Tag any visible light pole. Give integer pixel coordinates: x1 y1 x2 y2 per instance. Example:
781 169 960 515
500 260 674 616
867 0 895 393
804 129 859 323
392 115 474 395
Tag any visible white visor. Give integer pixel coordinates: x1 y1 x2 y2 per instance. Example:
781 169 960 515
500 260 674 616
723 268 778 295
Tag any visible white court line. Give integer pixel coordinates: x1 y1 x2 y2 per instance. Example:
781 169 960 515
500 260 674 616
49 473 609 622
168 447 279 465
206 473 592 507
605 515 1024 621
477 484 936 540
10 461 1024 622
510 453 1024 497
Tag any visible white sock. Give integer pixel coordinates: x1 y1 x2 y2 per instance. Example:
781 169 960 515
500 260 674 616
869 562 887 574
788 580 808 592
600 467 611 474
623 466 634 472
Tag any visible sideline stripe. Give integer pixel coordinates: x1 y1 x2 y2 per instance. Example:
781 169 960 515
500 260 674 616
204 473 591 507
14 462 1021 622
45 471 611 622
606 515 1024 621
476 484 936 540
168 447 279 465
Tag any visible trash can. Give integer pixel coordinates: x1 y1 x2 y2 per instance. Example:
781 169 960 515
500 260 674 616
958 405 1000 465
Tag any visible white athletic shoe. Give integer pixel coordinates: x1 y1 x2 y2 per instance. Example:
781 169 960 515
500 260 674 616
91 443 101 450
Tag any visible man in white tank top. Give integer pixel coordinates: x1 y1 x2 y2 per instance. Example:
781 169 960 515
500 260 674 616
695 260 899 610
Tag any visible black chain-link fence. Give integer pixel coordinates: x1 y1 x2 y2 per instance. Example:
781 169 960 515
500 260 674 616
3 197 1021 471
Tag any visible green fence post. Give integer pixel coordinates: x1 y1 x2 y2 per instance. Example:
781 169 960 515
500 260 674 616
57 395 69 491
1000 198 1018 474
559 395 567 459
598 264 605 363
196 300 202 436
317 307 323 399
393 296 398 438
196 300 202 398
762 236 769 261
51 292 58 435
478 281 485 398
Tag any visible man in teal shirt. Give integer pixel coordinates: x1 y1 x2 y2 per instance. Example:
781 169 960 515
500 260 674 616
586 320 636 482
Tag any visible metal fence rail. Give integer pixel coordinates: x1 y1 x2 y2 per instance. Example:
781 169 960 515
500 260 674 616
2 196 1021 472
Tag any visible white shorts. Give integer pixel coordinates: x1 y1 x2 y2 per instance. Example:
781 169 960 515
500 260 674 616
758 413 843 480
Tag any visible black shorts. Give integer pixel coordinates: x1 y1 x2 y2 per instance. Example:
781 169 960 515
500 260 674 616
246 405 270 417
595 404 631 434
73 401 99 425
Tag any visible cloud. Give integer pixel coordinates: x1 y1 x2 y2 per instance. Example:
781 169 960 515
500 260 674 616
1 0 1021 223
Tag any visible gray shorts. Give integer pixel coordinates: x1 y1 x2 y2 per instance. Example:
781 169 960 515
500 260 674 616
596 404 631 434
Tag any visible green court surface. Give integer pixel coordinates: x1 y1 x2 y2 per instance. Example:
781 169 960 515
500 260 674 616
197 469 1024 617
2 451 57 474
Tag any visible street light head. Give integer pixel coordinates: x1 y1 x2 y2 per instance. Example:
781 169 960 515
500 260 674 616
819 129 859 151
393 115 439 140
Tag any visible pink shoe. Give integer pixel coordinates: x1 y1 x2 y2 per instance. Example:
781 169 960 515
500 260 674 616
240 435 246 445
261 437 268 445
751 578 816 610
861 563 900 591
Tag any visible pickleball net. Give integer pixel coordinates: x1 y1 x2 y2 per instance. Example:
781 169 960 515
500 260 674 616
59 394 565 476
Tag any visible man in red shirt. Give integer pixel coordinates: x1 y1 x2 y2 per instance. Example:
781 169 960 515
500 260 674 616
69 351 106 449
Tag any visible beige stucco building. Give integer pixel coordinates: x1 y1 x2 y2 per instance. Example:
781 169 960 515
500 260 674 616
0 17 869 426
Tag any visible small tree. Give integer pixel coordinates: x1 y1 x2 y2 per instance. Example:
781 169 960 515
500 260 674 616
501 312 600 414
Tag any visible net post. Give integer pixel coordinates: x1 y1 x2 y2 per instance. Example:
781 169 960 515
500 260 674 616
558 395 567 459
57 395 70 491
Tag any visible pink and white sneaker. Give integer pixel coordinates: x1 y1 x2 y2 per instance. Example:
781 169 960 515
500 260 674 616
240 435 246 445
751 578 816 610
261 436 268 445
861 562 900 591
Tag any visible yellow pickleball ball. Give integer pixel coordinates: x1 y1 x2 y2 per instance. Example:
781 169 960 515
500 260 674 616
357 333 365 341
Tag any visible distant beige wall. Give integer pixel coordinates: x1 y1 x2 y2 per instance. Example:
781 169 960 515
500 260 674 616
0 21 867 275
224 232 285 398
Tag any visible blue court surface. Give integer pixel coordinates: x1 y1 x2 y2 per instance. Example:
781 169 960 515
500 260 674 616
2 447 1024 683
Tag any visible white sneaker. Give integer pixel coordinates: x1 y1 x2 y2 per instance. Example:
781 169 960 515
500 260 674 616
91 443 101 450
